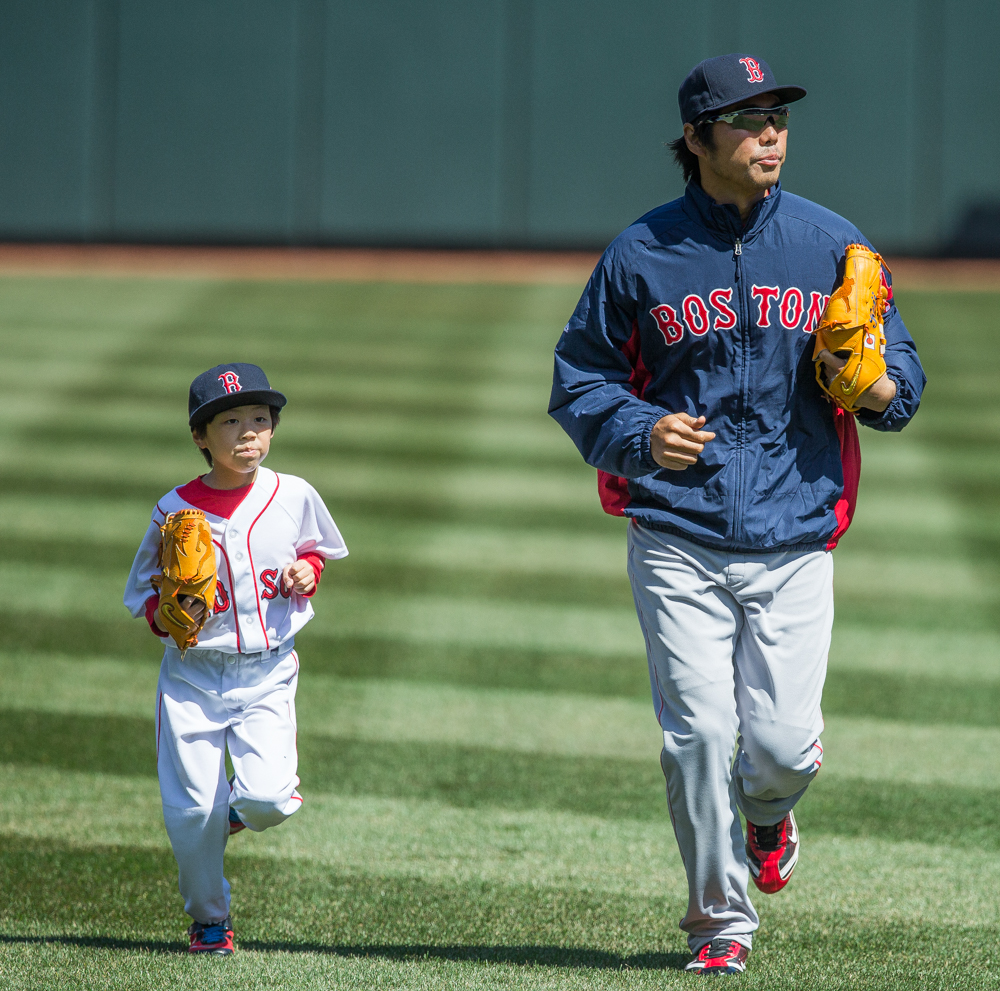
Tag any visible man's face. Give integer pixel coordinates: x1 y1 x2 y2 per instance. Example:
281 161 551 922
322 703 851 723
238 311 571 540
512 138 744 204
687 92 787 198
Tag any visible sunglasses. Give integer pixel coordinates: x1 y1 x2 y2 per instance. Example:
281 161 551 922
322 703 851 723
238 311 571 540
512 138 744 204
699 107 790 131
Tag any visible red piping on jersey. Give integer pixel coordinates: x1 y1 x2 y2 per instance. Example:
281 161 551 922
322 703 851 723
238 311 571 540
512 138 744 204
825 408 861 550
246 475 280 650
213 539 241 652
598 320 652 516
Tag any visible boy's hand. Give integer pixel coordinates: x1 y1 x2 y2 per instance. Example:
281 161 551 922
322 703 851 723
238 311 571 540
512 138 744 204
155 596 205 631
179 596 207 626
282 560 316 596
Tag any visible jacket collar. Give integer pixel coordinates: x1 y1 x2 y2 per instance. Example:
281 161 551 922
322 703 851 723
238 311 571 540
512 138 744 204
682 179 782 243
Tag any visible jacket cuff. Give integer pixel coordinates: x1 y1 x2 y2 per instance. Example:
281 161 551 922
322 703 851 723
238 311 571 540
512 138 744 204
637 410 667 475
856 371 910 432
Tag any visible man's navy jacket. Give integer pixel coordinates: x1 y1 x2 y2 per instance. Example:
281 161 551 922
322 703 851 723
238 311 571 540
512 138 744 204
548 181 926 552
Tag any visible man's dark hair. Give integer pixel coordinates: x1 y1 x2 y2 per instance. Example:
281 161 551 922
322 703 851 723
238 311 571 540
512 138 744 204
669 120 715 185
191 406 282 468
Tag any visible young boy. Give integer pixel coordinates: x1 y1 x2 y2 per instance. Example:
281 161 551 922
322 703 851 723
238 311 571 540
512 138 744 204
124 362 348 955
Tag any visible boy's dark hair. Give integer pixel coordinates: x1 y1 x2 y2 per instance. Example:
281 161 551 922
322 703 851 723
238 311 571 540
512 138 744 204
669 119 715 185
191 406 282 468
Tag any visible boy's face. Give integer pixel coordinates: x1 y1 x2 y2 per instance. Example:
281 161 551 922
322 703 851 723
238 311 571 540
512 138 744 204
194 404 273 474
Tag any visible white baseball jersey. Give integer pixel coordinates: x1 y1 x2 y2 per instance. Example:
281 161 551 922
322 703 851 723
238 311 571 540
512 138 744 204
124 467 347 654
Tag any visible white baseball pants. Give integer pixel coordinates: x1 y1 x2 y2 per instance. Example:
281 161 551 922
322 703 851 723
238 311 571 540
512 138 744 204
627 521 831 952
155 643 303 924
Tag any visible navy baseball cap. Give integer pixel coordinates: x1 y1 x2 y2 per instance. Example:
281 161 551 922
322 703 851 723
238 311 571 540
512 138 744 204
679 54 806 125
188 363 287 427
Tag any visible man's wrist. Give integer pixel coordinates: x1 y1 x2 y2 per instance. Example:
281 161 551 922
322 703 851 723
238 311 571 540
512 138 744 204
857 372 897 413
639 411 669 473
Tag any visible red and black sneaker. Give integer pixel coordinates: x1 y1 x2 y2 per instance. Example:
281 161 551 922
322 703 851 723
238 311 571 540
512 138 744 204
746 809 799 894
684 937 750 975
188 917 235 955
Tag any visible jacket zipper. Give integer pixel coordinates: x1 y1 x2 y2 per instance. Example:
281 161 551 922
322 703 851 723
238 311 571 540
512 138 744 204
733 236 748 545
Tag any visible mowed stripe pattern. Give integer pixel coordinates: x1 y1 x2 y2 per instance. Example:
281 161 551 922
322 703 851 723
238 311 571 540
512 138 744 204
0 277 998 990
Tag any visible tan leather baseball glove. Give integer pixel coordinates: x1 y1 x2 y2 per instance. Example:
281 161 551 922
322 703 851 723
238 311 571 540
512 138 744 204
812 244 889 413
150 509 217 655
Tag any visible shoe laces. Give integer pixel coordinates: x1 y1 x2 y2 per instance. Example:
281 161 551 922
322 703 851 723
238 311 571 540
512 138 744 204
750 818 784 851
704 937 738 958
193 918 231 944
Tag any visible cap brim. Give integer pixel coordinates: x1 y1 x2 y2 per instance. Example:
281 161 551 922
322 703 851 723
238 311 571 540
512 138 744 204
769 85 807 105
189 390 287 427
693 84 807 122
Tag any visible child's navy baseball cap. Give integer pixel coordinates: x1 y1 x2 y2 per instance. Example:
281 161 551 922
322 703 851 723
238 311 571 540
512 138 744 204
188 363 287 427
679 54 806 124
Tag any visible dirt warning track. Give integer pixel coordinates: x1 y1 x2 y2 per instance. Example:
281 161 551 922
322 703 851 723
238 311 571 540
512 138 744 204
0 243 997 291
0 244 599 285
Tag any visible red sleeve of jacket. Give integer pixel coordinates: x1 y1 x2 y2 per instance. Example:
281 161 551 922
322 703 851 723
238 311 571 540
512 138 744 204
144 594 169 637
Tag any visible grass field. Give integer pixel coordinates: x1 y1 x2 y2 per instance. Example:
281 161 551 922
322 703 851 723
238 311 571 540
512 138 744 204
0 273 998 989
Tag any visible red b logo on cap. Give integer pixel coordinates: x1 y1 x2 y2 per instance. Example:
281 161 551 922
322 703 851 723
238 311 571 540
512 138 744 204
218 371 242 394
739 57 764 83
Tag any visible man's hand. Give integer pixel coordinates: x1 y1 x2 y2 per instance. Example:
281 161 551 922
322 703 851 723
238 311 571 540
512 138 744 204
282 560 316 596
650 413 716 470
816 350 896 412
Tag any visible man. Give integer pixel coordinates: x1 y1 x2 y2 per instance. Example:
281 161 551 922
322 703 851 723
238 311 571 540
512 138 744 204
548 54 925 976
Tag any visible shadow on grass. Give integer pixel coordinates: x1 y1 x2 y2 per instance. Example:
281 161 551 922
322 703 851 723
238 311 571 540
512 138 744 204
0 933 688 970
242 942 689 970
6 709 1000 849
0 933 182 955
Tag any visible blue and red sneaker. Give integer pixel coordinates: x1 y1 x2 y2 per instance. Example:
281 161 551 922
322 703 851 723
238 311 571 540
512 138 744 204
228 805 246 835
684 938 749 975
188 917 235 955
228 775 246 835
746 809 799 894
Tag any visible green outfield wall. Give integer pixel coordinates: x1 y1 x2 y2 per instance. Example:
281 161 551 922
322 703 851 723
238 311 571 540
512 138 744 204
0 0 996 253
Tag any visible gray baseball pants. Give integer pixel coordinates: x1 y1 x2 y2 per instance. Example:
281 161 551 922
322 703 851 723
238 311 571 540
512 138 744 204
626 521 832 952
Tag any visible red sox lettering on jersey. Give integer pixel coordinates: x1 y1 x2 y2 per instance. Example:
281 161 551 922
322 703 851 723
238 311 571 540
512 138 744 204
213 580 231 614
124 467 348 654
650 286 831 346
259 568 293 600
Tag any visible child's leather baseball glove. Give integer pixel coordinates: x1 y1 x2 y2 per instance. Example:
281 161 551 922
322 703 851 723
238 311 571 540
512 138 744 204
150 509 218 655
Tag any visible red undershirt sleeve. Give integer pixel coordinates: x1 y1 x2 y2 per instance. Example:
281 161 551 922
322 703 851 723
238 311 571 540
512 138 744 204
296 551 326 598
144 594 168 637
